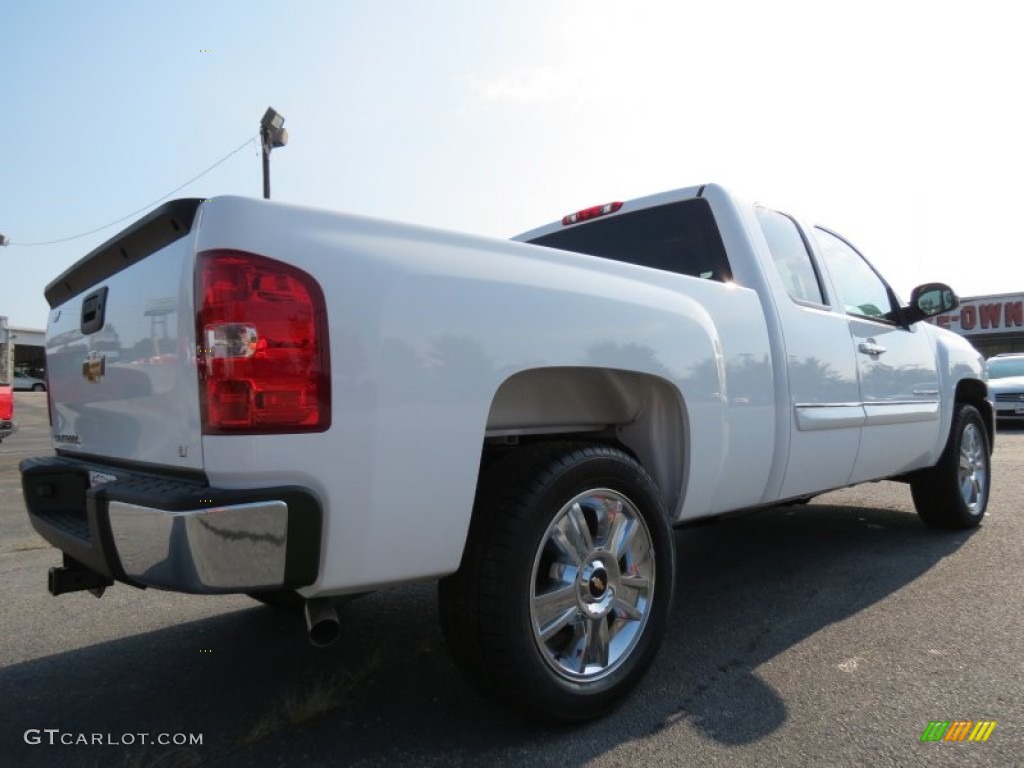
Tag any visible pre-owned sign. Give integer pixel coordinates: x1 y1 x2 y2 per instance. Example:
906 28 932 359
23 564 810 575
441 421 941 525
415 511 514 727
929 293 1024 336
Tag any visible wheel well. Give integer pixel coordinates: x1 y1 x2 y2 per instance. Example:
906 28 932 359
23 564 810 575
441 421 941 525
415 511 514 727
956 378 993 452
483 367 688 515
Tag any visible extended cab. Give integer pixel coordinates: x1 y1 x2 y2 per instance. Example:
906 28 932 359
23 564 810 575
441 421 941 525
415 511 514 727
20 184 991 721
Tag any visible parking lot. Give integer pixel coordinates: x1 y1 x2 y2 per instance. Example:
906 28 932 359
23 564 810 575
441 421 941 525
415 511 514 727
2 391 1022 767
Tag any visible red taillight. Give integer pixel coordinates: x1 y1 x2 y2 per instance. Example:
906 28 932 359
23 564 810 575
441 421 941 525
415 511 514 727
196 249 330 434
561 201 623 226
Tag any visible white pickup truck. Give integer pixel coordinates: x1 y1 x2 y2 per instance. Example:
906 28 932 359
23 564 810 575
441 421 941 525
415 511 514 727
20 184 991 721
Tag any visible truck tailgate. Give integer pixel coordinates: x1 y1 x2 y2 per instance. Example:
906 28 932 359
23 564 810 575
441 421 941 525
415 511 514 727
44 200 204 470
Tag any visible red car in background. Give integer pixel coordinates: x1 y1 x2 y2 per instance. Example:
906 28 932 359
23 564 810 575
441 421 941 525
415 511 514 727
0 382 15 442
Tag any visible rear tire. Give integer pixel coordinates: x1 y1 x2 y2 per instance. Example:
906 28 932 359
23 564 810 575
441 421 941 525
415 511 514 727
439 442 675 722
32 383 45 392
911 403 990 529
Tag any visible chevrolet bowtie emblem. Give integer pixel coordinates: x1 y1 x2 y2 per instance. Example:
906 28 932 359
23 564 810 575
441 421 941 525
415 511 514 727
83 353 106 383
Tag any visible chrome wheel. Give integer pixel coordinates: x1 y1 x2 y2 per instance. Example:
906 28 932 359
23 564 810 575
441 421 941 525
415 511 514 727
530 488 655 682
439 443 674 721
959 423 988 514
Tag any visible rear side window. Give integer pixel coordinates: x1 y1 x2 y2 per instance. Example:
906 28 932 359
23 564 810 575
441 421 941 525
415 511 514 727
756 208 826 305
527 199 732 282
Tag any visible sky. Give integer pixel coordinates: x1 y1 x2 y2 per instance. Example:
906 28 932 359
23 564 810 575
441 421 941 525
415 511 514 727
2 0 1023 329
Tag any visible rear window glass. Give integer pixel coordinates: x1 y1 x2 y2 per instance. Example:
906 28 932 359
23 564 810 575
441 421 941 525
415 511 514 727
527 199 732 282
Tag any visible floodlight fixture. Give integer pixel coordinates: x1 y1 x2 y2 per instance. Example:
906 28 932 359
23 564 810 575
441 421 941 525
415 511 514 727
260 107 289 199
261 107 288 148
262 107 284 132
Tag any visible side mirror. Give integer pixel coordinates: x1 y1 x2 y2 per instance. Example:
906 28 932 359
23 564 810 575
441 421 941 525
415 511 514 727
904 282 959 325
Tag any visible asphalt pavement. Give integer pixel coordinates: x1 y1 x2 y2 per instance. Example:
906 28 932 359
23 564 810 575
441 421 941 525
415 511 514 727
2 391 1021 767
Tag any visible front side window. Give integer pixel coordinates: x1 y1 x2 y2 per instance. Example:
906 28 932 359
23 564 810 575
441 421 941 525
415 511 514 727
756 208 826 305
814 227 896 322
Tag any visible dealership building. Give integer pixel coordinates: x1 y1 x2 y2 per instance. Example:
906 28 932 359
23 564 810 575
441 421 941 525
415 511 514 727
928 291 1024 358
0 316 46 381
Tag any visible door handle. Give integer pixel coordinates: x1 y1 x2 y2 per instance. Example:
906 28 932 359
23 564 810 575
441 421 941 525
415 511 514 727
858 341 887 356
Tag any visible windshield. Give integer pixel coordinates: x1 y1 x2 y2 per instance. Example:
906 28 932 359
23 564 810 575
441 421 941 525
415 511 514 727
988 357 1024 378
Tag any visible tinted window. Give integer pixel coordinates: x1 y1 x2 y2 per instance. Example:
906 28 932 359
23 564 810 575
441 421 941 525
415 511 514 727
756 208 826 305
527 199 732 282
814 227 897 322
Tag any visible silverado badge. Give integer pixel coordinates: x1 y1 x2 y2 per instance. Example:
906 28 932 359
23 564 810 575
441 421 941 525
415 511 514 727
82 353 106 383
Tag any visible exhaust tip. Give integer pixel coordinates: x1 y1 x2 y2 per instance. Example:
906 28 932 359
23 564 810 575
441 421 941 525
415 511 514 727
304 597 341 647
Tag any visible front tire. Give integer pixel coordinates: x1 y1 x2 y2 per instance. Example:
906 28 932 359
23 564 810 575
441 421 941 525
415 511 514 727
439 442 675 722
911 403 991 529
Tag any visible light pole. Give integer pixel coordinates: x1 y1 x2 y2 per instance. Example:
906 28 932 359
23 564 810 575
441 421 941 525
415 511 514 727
260 107 288 199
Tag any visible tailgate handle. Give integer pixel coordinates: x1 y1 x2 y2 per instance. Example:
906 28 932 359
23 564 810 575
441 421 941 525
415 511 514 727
81 287 108 335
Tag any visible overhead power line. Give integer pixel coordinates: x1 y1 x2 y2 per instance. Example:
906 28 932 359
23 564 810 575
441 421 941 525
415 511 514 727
11 136 258 247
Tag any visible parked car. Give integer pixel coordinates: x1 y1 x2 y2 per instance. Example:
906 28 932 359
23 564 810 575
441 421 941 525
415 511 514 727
12 371 46 391
987 353 1024 424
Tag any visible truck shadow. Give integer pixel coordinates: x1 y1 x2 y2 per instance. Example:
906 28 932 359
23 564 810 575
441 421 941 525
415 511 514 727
2 500 973 767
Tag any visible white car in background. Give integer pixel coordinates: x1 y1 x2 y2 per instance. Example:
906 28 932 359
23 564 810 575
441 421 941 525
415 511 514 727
988 353 1024 424
12 371 46 392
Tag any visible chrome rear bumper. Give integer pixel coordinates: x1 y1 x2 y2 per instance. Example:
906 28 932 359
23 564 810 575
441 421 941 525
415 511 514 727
109 499 289 590
20 455 321 594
